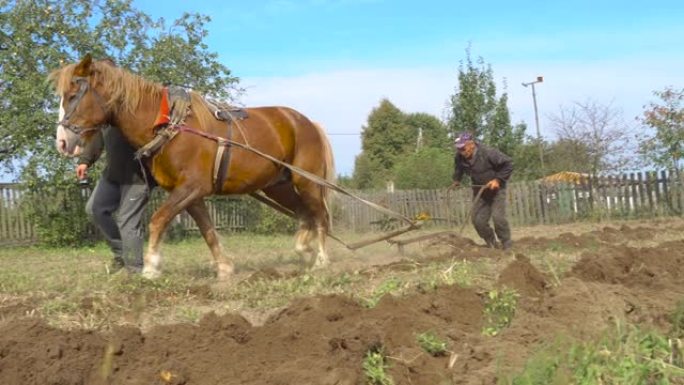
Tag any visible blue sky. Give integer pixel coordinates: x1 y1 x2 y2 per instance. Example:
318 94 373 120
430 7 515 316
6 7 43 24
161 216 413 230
130 1 684 175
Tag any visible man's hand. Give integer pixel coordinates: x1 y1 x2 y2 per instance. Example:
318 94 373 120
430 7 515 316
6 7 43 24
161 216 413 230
76 164 88 180
486 179 500 191
447 181 461 191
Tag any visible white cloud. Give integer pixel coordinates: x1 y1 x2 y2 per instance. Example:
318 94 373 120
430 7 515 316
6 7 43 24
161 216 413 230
240 57 684 176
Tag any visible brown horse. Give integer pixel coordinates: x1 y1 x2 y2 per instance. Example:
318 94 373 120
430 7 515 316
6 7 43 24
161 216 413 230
50 55 335 280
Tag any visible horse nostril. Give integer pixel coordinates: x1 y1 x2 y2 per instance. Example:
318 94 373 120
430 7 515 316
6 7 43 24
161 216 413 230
59 140 66 152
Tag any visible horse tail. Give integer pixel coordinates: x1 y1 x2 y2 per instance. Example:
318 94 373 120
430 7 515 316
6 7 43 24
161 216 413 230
312 121 336 228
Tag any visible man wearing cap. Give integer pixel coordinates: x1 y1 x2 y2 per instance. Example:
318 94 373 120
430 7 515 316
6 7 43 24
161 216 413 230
449 132 514 250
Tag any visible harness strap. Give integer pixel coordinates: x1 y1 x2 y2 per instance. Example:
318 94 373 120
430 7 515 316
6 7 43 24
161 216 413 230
213 122 233 193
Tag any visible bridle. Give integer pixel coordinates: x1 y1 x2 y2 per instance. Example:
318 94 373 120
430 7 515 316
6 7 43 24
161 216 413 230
58 76 109 136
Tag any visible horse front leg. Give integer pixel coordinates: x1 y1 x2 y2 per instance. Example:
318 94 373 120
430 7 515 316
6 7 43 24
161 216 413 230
185 199 234 280
143 186 204 279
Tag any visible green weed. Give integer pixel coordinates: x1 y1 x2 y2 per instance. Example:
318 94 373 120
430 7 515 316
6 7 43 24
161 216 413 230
482 288 519 336
363 277 402 308
363 347 394 385
416 331 448 356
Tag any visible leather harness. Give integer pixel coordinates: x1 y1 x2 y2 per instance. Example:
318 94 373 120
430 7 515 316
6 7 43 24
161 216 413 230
135 87 246 193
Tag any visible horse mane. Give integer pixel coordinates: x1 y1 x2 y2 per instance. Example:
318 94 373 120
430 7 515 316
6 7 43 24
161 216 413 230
49 61 222 132
49 61 162 116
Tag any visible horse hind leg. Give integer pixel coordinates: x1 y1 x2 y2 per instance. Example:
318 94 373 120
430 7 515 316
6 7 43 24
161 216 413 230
262 183 321 268
185 198 234 280
292 182 331 270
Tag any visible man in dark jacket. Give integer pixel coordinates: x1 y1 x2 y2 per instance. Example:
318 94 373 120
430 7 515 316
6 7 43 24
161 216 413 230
449 132 514 250
77 126 152 273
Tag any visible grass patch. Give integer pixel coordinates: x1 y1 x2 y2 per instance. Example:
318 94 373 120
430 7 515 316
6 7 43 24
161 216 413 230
502 322 684 385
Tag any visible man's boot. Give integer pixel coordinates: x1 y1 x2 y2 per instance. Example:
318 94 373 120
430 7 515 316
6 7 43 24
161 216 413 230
109 256 125 274
485 237 499 249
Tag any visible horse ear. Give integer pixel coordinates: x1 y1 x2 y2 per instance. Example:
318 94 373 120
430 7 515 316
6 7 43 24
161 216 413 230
74 54 93 76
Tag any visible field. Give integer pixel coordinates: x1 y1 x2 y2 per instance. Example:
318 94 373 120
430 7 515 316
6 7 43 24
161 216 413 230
0 218 683 384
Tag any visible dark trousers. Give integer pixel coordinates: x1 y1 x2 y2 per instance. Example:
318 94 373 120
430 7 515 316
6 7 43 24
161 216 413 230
85 177 149 271
471 188 511 245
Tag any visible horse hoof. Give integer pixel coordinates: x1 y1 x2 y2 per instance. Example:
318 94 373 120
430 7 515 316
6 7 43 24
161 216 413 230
142 268 161 280
311 259 330 270
217 263 234 281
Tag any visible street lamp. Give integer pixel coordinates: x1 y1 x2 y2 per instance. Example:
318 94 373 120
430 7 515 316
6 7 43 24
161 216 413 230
522 76 545 174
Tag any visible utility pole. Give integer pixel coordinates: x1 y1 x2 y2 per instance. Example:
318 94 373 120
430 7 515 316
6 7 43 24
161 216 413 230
522 76 545 174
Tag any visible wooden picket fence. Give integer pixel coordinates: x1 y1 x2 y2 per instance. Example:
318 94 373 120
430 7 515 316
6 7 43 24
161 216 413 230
0 184 248 246
333 170 684 231
2 170 683 245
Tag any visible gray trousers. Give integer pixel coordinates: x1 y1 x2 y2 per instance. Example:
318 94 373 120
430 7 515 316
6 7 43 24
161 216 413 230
85 177 149 271
471 188 511 245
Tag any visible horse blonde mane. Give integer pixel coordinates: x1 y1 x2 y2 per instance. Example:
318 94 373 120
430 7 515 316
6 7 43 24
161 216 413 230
49 61 162 116
49 60 222 132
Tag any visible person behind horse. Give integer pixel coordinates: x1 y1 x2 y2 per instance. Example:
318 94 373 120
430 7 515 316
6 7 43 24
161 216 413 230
77 125 153 273
448 132 514 250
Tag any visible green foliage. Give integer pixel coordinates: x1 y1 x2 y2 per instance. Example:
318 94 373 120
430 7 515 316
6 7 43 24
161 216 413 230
253 206 297 235
416 331 448 356
353 152 389 189
393 147 453 189
482 288 519 336
0 0 239 242
505 323 684 385
363 277 402 308
447 47 498 138
353 100 449 189
670 300 684 339
406 112 451 150
544 138 593 176
21 163 98 247
447 46 525 174
511 137 544 181
638 87 684 172
363 347 394 385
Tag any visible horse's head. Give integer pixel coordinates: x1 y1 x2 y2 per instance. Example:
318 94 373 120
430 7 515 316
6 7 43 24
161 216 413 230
50 54 112 157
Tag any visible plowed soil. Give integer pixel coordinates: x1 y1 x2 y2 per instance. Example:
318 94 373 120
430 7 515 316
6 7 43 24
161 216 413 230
1 222 683 385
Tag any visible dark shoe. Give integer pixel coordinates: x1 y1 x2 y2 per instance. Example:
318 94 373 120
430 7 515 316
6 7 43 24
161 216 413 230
108 257 125 274
502 240 513 250
485 238 499 249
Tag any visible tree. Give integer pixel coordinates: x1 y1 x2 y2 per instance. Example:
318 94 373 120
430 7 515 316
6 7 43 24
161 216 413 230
406 112 450 152
352 99 450 189
0 0 238 245
0 0 238 179
393 147 453 189
548 99 634 174
509 136 544 181
637 87 684 172
447 48 497 138
544 138 593 175
353 99 411 188
447 48 525 163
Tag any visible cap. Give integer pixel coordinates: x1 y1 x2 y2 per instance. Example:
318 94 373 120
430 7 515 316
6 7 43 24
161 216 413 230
454 132 474 149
